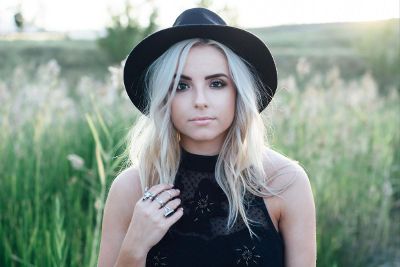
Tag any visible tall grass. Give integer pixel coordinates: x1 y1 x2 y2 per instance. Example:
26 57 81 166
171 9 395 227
265 64 400 266
0 59 398 266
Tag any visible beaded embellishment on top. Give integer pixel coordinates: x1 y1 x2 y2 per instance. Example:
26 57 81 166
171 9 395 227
149 250 168 266
235 244 262 266
189 191 215 222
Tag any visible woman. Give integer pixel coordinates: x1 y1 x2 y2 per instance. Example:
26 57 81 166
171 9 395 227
98 7 316 267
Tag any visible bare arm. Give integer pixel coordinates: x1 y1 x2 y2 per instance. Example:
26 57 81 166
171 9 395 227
97 167 183 267
279 164 317 267
262 147 316 266
97 167 146 267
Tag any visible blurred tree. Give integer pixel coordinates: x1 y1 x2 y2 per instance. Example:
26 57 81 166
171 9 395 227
198 0 213 8
97 1 158 64
14 12 24 31
196 0 239 26
220 5 239 26
354 19 400 95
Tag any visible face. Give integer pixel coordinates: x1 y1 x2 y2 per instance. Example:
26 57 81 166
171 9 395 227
170 44 237 155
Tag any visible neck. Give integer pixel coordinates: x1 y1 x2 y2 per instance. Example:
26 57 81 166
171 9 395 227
179 145 219 173
179 141 223 156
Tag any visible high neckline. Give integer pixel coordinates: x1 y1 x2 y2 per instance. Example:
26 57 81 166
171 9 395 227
179 146 219 173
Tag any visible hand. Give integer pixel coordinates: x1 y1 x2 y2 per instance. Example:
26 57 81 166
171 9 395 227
127 183 183 255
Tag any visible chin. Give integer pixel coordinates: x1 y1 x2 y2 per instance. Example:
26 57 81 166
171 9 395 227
188 134 219 141
183 130 227 142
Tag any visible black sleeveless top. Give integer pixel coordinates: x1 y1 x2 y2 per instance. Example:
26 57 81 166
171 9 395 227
146 147 284 267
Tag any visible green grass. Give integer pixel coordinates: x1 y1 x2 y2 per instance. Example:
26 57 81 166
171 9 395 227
0 57 399 266
264 81 400 266
0 19 399 266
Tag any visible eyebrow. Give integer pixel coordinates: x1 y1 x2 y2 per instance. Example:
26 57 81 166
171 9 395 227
174 73 229 80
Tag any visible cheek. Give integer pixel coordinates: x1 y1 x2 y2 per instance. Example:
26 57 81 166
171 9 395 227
171 98 184 127
170 106 178 126
226 91 237 118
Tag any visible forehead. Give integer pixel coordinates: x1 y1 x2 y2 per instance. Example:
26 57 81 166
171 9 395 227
182 44 229 73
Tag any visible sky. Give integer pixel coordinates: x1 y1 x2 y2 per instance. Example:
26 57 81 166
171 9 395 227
0 0 399 32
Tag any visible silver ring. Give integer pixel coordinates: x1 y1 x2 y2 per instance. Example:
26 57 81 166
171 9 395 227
142 187 154 201
155 196 165 207
165 190 173 198
163 205 174 217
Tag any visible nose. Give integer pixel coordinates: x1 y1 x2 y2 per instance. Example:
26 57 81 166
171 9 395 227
193 86 208 109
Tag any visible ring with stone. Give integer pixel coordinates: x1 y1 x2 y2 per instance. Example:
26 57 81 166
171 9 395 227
142 188 154 201
163 205 174 217
155 196 165 207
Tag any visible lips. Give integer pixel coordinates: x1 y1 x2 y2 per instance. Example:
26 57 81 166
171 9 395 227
189 116 215 121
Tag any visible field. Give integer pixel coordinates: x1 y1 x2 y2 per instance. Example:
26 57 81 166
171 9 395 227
0 20 399 266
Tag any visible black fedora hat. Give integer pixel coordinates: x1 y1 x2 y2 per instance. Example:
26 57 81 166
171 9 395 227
123 7 277 115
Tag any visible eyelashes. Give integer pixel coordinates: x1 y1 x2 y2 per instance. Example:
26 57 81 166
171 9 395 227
176 82 189 91
210 80 226 88
175 80 227 92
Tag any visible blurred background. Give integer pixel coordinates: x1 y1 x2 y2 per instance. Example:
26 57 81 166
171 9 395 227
0 0 399 266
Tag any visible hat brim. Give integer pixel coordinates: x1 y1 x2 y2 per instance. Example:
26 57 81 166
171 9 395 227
123 24 277 114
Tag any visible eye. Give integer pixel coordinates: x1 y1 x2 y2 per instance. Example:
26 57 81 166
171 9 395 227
210 80 226 88
176 81 190 91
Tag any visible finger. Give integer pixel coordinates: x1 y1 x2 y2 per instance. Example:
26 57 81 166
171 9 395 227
158 188 180 203
144 183 174 201
157 198 181 216
152 194 169 209
165 207 184 224
150 188 179 209
165 198 181 210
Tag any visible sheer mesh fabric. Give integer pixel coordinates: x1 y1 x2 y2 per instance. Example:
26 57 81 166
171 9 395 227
172 168 272 240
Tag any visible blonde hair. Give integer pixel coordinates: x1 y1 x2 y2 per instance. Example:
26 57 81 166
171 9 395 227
122 38 292 238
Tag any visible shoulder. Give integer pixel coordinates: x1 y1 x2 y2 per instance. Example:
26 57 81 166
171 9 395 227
261 146 310 190
261 146 315 225
261 147 317 265
98 167 143 266
110 166 142 197
105 166 143 227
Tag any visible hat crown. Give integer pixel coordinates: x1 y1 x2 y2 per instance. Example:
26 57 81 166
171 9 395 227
173 8 227 27
124 7 277 115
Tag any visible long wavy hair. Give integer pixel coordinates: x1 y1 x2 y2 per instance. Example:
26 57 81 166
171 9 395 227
122 38 294 238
